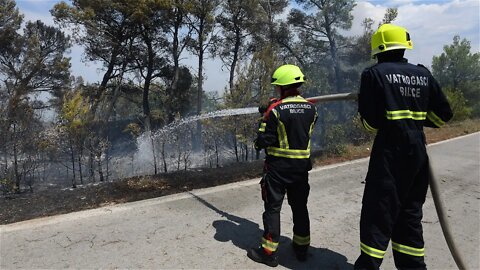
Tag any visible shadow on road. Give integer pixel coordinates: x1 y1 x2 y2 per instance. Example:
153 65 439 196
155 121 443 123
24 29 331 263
190 192 353 269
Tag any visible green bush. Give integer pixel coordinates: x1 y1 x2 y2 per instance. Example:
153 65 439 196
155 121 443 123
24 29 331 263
324 124 348 155
444 88 472 121
348 115 375 145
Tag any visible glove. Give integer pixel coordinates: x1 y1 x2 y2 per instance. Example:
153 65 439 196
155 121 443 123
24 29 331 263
253 139 261 150
258 97 278 115
258 104 268 114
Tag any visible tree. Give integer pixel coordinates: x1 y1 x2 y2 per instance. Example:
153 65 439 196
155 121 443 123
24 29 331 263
251 0 289 100
124 0 171 130
443 88 472 121
156 0 195 124
58 90 90 187
0 2 71 191
184 0 220 148
432 35 480 116
0 0 23 52
0 20 71 108
52 0 138 120
380 7 398 25
186 0 220 116
289 0 356 93
250 0 288 67
217 0 259 91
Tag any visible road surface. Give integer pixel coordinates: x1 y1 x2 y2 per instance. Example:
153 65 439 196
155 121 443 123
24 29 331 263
1 133 479 269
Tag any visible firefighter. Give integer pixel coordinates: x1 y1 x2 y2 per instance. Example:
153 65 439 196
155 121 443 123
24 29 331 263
354 24 453 270
247 64 318 267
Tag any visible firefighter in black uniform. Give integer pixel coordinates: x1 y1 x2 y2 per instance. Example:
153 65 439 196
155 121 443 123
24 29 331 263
247 64 318 267
354 24 453 270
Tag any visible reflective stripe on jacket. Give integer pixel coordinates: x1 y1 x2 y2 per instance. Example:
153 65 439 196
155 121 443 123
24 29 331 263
255 95 317 172
358 60 453 133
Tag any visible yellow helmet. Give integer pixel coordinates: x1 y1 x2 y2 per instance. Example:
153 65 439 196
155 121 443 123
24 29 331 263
371 24 413 57
271 64 305 86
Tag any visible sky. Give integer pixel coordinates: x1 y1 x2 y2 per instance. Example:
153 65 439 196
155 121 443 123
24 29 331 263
14 0 480 94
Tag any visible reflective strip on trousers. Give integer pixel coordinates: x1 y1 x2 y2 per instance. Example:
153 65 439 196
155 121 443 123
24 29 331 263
266 147 310 159
360 242 386 259
427 111 445 127
362 118 378 132
293 234 310 246
258 122 266 132
392 241 425 257
385 110 427 120
261 237 279 252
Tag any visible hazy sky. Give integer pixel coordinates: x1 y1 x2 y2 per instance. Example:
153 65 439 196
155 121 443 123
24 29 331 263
14 0 480 93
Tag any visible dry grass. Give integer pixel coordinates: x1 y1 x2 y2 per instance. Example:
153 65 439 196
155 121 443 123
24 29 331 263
424 118 480 144
313 118 480 167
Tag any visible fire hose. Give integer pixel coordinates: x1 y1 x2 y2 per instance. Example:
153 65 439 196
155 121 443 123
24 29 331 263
306 92 467 270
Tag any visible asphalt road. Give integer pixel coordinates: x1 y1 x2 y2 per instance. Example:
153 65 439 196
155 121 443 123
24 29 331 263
1 132 479 269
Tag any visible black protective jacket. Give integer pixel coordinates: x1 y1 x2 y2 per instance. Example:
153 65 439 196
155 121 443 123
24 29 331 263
359 59 453 135
255 95 318 173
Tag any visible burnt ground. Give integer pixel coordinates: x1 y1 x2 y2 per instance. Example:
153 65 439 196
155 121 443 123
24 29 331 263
0 159 266 225
1 120 478 225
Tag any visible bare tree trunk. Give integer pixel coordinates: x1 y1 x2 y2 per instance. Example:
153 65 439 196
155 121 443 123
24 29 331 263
176 145 181 171
161 141 167 173
70 143 77 188
12 124 20 193
142 32 154 131
194 28 205 150
244 143 248 161
214 139 219 168
183 152 189 171
42 156 47 182
149 132 158 175
97 156 104 182
233 130 239 162
229 31 241 92
13 142 20 192
131 153 135 177
29 162 35 193
106 149 109 181
89 152 95 182
78 148 83 185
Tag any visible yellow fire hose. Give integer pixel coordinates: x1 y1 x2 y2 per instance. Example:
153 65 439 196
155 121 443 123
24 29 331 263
307 92 467 269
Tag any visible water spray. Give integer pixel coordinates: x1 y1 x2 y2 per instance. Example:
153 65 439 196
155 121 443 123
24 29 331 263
150 92 358 137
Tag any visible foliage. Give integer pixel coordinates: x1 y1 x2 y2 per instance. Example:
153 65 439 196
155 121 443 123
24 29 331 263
443 87 472 122
347 114 375 145
186 0 221 115
0 1 71 192
124 123 142 138
323 124 347 155
216 0 262 90
60 90 89 132
288 0 356 93
432 35 480 116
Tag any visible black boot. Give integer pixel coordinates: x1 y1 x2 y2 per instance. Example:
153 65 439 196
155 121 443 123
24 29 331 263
292 242 308 262
247 247 279 267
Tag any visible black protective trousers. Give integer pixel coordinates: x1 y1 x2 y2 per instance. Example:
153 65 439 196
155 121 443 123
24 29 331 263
354 130 429 270
260 168 310 252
